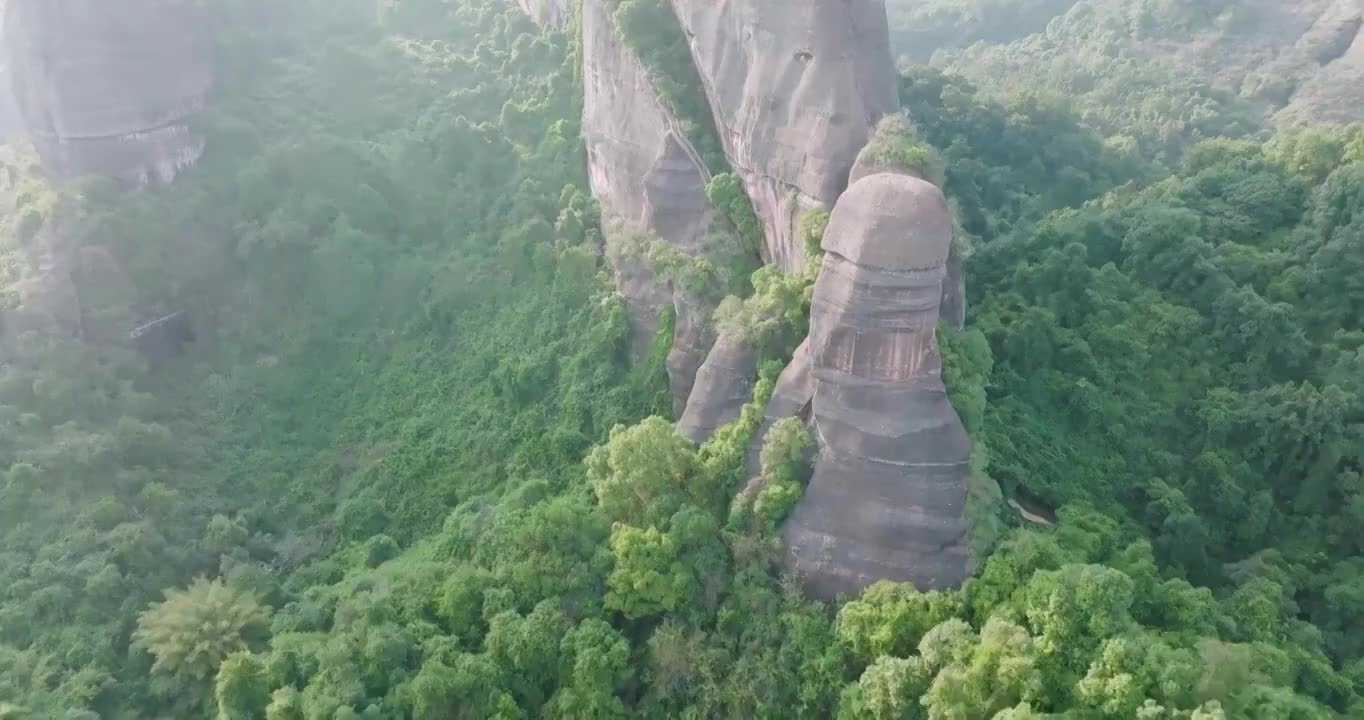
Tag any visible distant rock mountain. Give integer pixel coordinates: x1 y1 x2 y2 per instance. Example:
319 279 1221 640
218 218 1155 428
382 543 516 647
2 0 213 183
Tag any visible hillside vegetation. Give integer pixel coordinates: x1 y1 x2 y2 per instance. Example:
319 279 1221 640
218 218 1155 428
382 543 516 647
1 0 1363 718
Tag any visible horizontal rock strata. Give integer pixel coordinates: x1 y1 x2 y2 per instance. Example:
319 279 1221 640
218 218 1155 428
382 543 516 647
782 172 972 599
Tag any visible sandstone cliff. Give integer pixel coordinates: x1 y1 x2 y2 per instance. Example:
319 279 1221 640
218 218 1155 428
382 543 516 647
781 171 973 599
515 0 980 597
581 0 720 414
668 0 900 273
676 328 757 442
2 0 212 182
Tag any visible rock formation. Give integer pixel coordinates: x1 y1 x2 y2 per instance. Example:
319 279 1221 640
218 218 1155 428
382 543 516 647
676 329 757 442
669 0 900 273
2 0 212 183
514 0 980 597
781 171 973 599
580 0 728 414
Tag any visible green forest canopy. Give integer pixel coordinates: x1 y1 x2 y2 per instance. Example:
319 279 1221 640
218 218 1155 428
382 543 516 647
1 0 1363 718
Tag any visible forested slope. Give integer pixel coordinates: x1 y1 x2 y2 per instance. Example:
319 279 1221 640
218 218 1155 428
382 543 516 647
0 1 1361 718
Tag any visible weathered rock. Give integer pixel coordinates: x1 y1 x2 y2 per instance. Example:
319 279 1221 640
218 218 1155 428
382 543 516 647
582 0 736 415
515 0 570 28
677 330 758 443
2 0 211 182
669 0 899 273
782 172 973 599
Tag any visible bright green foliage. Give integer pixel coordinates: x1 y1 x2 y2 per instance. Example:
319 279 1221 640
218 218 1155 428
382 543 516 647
214 652 270 720
838 655 931 720
587 417 704 527
605 524 689 619
135 578 271 684
799 208 830 260
6 0 1364 717
920 617 1042 718
858 114 936 180
836 582 965 663
706 172 763 255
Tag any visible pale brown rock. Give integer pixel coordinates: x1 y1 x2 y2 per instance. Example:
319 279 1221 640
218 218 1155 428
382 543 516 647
782 172 973 599
676 330 758 443
582 0 720 410
3 0 211 182
669 0 899 273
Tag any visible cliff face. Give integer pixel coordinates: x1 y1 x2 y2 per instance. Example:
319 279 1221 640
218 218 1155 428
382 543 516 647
2 0 212 182
781 172 973 599
668 0 900 273
676 328 757 443
581 0 719 413
517 0 978 597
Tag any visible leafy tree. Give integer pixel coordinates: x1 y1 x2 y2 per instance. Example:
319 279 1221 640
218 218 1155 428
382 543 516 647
214 652 270 720
135 578 272 685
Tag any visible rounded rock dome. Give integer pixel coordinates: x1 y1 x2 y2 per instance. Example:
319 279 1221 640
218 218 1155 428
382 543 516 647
821 173 952 271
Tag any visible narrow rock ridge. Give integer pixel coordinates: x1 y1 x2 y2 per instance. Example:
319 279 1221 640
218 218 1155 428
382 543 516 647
2 0 212 183
668 0 900 273
676 328 758 443
781 171 973 599
581 0 720 414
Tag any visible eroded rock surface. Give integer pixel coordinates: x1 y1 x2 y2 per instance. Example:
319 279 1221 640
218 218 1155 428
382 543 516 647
669 0 899 273
782 172 973 599
676 330 758 443
2 0 211 182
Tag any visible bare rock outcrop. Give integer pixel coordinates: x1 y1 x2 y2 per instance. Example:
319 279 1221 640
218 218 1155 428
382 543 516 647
2 0 211 182
782 172 973 599
581 0 720 413
676 329 758 442
669 0 899 273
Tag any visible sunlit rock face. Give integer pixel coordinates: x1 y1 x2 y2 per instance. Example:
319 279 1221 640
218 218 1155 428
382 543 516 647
782 172 973 599
669 0 899 273
581 0 720 413
2 0 211 183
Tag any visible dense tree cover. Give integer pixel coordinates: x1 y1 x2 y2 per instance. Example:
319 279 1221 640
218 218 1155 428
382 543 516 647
886 0 1079 63
1 0 1363 717
922 0 1281 165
